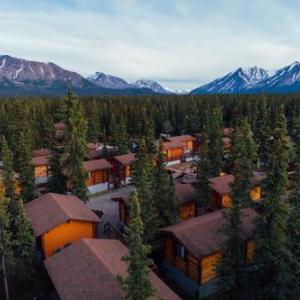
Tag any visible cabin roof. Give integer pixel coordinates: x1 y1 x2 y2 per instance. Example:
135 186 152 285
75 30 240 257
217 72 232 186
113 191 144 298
223 127 233 136
114 153 136 165
25 193 100 237
31 155 51 166
174 183 199 204
162 140 184 150
33 148 51 157
45 239 180 300
83 159 112 172
222 137 231 146
167 135 196 143
54 122 65 129
161 208 257 259
209 174 266 195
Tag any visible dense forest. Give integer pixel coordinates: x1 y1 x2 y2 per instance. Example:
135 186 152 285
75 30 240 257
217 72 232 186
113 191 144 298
1 93 300 149
1 92 300 299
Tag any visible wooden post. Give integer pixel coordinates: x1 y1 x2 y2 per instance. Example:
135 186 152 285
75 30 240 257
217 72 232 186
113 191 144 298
0 224 10 300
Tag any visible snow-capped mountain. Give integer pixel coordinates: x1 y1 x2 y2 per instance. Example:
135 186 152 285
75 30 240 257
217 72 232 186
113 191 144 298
253 61 300 93
132 79 170 94
190 66 272 94
0 54 87 88
87 72 131 89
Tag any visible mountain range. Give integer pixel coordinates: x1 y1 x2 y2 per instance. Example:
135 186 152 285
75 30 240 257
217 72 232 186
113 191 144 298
0 54 172 96
1 54 300 96
190 62 300 94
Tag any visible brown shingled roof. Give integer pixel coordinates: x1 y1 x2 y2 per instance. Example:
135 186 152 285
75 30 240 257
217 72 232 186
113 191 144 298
33 148 51 157
25 193 100 237
45 239 181 300
167 135 196 143
161 208 257 259
209 174 266 195
162 141 184 150
31 155 50 166
83 159 112 172
174 183 199 205
114 153 136 165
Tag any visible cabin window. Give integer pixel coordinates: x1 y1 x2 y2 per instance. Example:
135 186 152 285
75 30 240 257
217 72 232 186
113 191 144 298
175 242 186 259
88 172 92 178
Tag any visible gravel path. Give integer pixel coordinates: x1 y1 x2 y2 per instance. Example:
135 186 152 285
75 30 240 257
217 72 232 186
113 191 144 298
87 185 134 234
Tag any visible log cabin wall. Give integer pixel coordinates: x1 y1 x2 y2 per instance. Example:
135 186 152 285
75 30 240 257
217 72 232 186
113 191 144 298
86 169 108 187
165 148 184 161
200 252 222 284
34 165 48 178
179 202 197 220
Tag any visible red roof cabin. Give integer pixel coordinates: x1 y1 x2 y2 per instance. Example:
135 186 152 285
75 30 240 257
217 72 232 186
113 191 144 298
161 208 257 299
25 193 100 258
83 159 113 194
31 148 51 185
111 153 136 187
209 174 264 210
45 238 180 300
115 182 199 228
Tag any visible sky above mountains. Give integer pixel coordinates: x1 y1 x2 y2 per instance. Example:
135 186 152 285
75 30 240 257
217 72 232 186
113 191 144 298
1 0 300 90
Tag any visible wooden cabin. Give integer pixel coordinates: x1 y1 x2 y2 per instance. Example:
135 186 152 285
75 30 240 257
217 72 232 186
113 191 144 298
161 208 257 299
45 239 180 300
116 182 199 227
0 170 20 197
32 148 51 185
162 140 184 166
111 153 136 187
209 174 264 210
25 193 100 258
87 143 102 160
54 122 65 140
174 183 199 220
83 159 113 194
166 135 196 162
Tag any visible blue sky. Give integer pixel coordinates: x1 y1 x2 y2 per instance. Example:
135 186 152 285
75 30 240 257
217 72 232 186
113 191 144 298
1 0 300 90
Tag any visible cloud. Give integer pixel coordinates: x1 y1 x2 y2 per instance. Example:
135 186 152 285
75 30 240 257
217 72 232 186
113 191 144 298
1 0 300 90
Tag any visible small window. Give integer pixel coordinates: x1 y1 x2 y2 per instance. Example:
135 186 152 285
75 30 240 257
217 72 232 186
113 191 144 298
175 242 186 259
88 172 92 178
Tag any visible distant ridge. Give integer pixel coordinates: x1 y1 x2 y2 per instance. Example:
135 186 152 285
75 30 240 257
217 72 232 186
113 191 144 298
190 62 300 94
0 54 171 96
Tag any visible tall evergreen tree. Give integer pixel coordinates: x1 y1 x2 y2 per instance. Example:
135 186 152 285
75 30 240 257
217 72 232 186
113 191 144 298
207 106 224 176
112 113 129 155
1 136 16 200
217 120 256 299
255 99 271 168
62 91 88 201
252 108 294 300
47 134 67 193
132 139 158 241
195 133 212 212
118 191 155 300
15 131 35 202
154 142 178 227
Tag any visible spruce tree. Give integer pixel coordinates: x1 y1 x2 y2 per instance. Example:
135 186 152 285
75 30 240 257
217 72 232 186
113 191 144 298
47 133 67 193
252 108 294 300
255 98 271 169
62 91 88 201
15 131 35 202
207 106 223 176
132 139 158 242
154 142 178 227
112 114 129 155
286 144 300 298
217 120 256 299
1 136 16 200
195 133 212 212
119 191 155 300
0 197 14 300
